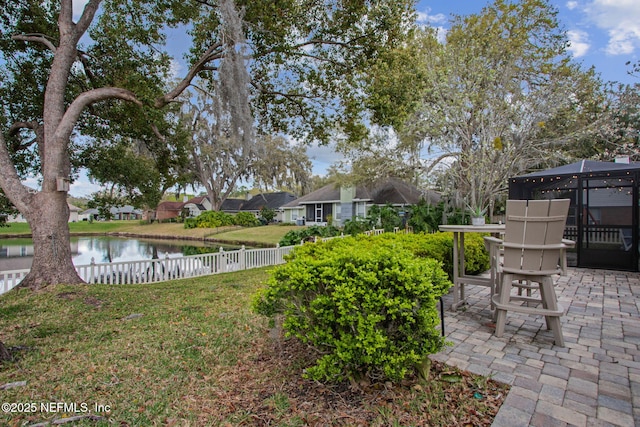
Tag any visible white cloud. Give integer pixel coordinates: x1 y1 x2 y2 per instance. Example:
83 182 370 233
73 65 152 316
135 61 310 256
585 0 640 55
416 8 447 26
566 1 579 10
566 29 591 57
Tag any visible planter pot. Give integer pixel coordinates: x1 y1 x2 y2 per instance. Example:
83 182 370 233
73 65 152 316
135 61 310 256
471 216 485 226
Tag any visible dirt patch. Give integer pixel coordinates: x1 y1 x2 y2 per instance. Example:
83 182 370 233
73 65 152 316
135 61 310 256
83 296 104 308
56 291 104 308
57 291 80 300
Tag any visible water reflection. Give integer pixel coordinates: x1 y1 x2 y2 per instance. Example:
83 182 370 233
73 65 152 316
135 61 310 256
0 236 239 271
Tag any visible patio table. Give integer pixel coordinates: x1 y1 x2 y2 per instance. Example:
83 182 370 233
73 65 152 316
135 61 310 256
438 224 505 310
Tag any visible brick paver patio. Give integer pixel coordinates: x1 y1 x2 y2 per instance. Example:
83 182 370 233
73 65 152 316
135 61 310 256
431 268 640 427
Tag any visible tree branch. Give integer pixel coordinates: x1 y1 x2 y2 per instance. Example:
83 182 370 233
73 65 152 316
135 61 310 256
422 152 459 175
74 0 102 35
54 88 142 144
0 133 33 213
11 34 57 53
9 121 39 135
155 42 225 108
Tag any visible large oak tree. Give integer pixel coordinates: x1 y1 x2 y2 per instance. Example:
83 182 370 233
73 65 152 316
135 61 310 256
0 0 414 290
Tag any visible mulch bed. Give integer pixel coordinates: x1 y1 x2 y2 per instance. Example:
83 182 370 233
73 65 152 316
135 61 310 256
209 335 509 426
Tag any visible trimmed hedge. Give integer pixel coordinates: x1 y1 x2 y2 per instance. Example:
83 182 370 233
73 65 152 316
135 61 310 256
253 233 469 383
278 225 342 246
184 211 260 229
234 212 260 227
373 232 489 279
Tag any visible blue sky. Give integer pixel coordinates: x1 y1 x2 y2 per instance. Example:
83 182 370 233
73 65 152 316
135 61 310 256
415 0 640 85
67 0 640 197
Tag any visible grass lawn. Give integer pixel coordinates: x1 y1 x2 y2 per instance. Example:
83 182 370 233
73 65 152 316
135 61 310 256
210 224 301 245
0 268 508 426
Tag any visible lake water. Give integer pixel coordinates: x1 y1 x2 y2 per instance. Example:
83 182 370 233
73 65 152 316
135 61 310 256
0 236 240 272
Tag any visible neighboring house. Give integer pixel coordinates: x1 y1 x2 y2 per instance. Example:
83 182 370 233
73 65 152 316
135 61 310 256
68 203 81 222
219 192 296 222
109 205 143 220
155 201 185 221
183 196 212 218
281 178 441 226
79 206 142 221
79 208 99 221
152 192 297 222
240 192 297 222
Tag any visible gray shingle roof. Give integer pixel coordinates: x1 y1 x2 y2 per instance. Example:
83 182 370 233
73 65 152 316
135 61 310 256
220 198 244 211
242 192 296 211
282 178 440 208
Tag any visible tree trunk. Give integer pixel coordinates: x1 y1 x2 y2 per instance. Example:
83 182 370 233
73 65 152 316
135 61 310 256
18 191 84 290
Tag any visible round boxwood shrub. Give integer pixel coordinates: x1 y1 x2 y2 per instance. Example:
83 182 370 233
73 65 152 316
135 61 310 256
234 211 260 227
253 234 452 383
191 210 234 228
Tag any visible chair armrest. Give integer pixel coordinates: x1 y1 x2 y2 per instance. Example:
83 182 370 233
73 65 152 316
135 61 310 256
484 236 503 244
483 235 502 251
561 239 575 248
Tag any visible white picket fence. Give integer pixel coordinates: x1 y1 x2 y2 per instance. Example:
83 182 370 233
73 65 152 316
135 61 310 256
0 245 296 295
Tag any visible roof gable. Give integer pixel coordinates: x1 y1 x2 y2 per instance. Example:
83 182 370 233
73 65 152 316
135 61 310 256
186 195 208 205
282 184 341 207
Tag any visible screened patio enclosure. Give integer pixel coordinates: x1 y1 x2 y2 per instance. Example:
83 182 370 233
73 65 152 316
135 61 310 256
509 160 640 271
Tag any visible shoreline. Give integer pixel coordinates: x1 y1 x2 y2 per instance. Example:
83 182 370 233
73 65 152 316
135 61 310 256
0 232 276 249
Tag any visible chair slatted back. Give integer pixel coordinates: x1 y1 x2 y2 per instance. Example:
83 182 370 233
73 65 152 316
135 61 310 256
502 199 570 275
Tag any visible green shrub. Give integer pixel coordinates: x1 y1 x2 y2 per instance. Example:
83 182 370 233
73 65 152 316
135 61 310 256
408 200 442 233
372 232 489 279
193 211 235 228
342 216 375 235
260 206 276 223
234 212 260 227
278 225 341 246
184 217 198 229
253 234 453 383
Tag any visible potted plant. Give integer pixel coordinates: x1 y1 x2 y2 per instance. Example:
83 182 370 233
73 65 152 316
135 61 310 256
467 204 487 226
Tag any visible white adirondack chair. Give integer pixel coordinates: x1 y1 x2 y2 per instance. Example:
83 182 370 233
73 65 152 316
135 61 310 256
484 199 572 346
